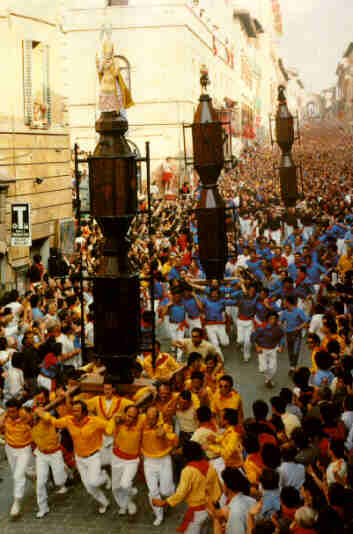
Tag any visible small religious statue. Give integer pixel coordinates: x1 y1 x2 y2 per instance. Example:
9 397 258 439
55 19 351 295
96 35 134 120
32 91 48 128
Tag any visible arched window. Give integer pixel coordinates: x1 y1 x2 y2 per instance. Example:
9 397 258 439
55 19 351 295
114 55 131 94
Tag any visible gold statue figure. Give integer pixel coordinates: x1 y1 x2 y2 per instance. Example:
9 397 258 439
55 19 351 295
96 36 134 119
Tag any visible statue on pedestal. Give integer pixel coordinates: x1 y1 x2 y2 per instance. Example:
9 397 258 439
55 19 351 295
96 33 134 120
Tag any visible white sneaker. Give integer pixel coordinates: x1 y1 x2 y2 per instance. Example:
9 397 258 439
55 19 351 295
56 485 68 494
131 487 138 496
153 517 163 526
98 503 109 515
119 507 127 515
36 507 50 519
10 499 21 518
127 501 137 515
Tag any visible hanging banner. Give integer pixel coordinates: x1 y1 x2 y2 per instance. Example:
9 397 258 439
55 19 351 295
11 202 32 247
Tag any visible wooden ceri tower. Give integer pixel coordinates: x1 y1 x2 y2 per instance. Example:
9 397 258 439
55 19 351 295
192 70 228 280
275 85 299 207
88 111 140 383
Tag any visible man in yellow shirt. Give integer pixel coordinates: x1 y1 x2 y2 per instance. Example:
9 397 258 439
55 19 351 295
1 399 33 518
207 408 243 469
153 441 221 534
142 405 178 526
153 382 180 424
142 341 181 381
36 400 110 514
337 247 353 277
106 404 144 516
211 375 244 425
85 376 132 468
31 388 68 518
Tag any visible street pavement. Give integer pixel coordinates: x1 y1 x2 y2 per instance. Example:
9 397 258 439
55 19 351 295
0 336 311 533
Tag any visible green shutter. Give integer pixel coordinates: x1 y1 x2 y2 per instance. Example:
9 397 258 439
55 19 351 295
23 40 33 125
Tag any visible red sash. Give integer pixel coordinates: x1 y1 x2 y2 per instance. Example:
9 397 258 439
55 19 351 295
177 319 189 331
99 397 121 420
113 446 139 461
176 460 209 532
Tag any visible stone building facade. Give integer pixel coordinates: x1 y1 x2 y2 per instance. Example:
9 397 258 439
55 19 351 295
0 6 72 290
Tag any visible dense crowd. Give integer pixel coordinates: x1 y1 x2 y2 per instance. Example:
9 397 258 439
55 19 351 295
1 122 353 534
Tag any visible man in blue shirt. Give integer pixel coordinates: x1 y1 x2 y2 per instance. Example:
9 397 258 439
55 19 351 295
236 284 257 362
163 289 187 362
194 288 237 360
252 312 284 388
303 255 327 293
280 295 309 375
182 286 202 331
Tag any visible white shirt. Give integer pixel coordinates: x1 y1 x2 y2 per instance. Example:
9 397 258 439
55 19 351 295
309 314 324 341
0 349 11 371
283 253 295 266
4 367 24 401
6 301 23 323
341 411 353 433
278 461 305 491
226 493 257 534
235 254 250 269
327 459 347 486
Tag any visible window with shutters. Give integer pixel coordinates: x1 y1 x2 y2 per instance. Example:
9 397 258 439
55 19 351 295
23 40 51 128
114 55 131 94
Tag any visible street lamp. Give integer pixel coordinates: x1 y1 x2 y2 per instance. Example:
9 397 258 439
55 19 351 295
270 85 301 207
88 111 140 381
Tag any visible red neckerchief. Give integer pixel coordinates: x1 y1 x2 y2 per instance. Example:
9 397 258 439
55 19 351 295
199 422 218 433
155 354 169 368
99 396 121 420
248 451 264 469
282 504 297 520
72 416 90 428
188 459 209 477
220 389 238 400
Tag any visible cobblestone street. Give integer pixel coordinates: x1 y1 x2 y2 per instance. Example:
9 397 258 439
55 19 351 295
0 341 310 534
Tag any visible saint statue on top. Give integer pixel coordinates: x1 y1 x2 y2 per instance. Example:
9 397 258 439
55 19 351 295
96 29 134 120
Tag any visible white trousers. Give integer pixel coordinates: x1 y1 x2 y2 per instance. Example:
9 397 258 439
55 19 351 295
100 435 113 467
184 510 209 534
205 324 228 360
5 444 33 499
237 319 254 361
258 348 278 379
169 323 186 362
264 229 281 246
144 454 175 520
75 451 109 507
228 306 238 326
111 454 139 511
187 317 202 333
35 449 67 511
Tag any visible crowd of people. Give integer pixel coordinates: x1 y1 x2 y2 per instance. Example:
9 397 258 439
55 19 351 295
1 121 353 534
